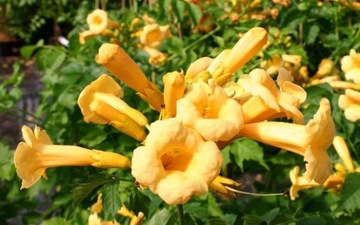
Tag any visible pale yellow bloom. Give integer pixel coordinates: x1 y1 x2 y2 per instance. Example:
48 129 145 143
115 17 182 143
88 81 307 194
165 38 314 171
118 205 144 225
95 43 164 111
240 68 306 124
140 24 171 48
341 49 360 84
338 89 360 122
209 175 241 199
142 46 167 65
289 166 320 200
79 9 118 44
162 71 185 118
207 27 267 85
77 74 147 141
333 136 355 172
241 98 335 184
289 166 344 200
91 194 103 214
14 126 131 189
308 75 360 91
313 59 335 79
260 54 284 75
176 79 243 141
88 213 120 225
131 119 223 205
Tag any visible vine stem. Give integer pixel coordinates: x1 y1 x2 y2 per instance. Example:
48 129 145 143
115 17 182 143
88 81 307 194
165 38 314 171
167 26 221 62
177 204 184 225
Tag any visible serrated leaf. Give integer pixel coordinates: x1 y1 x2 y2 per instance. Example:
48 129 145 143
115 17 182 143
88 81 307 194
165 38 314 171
35 47 66 72
0 143 15 181
129 188 151 216
229 138 269 171
102 181 121 219
71 174 111 209
243 214 264 225
40 217 70 225
306 25 320 45
147 208 173 225
205 217 229 225
336 173 360 213
20 40 44 59
297 216 326 225
187 3 202 25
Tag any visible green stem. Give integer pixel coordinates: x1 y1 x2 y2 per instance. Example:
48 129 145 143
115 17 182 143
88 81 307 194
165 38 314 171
167 26 222 62
177 204 184 225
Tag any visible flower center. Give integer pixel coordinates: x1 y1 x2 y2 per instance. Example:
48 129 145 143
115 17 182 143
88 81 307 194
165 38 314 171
160 148 193 172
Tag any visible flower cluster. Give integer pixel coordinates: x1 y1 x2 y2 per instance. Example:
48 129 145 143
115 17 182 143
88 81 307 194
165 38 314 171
14 27 336 209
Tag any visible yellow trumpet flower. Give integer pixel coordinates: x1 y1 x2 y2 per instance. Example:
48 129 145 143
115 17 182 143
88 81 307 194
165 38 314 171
241 98 335 184
341 49 360 84
240 68 306 124
207 27 267 83
77 74 147 141
209 175 241 199
176 79 243 141
162 71 185 118
118 205 144 225
131 119 223 205
14 126 131 189
338 89 360 122
333 136 355 172
140 24 171 49
95 43 164 111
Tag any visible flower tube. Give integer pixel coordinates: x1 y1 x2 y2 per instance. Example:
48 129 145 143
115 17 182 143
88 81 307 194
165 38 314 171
95 43 164 111
131 119 223 205
241 98 335 184
207 27 267 84
14 126 131 189
78 74 147 141
162 71 185 118
333 136 355 172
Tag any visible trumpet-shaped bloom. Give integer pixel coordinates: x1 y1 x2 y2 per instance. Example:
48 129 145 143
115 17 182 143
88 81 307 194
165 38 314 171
142 46 167 65
209 175 241 199
176 79 243 141
14 126 131 189
78 9 119 44
140 24 171 48
131 119 223 205
240 68 306 124
289 166 344 200
241 98 335 184
204 27 267 85
333 136 355 172
162 71 185 118
118 205 144 225
95 43 164 111
338 89 360 122
341 49 360 84
77 74 147 141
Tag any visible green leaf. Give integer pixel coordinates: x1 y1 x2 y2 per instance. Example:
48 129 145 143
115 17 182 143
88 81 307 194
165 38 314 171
306 25 320 45
171 0 186 22
229 138 269 171
102 180 121 219
71 174 111 209
213 36 225 48
205 217 229 225
40 217 70 225
243 214 264 225
261 208 279 223
187 3 202 25
129 187 151 216
0 142 15 181
336 173 360 213
147 208 173 225
297 216 326 225
35 47 67 72
20 39 44 59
